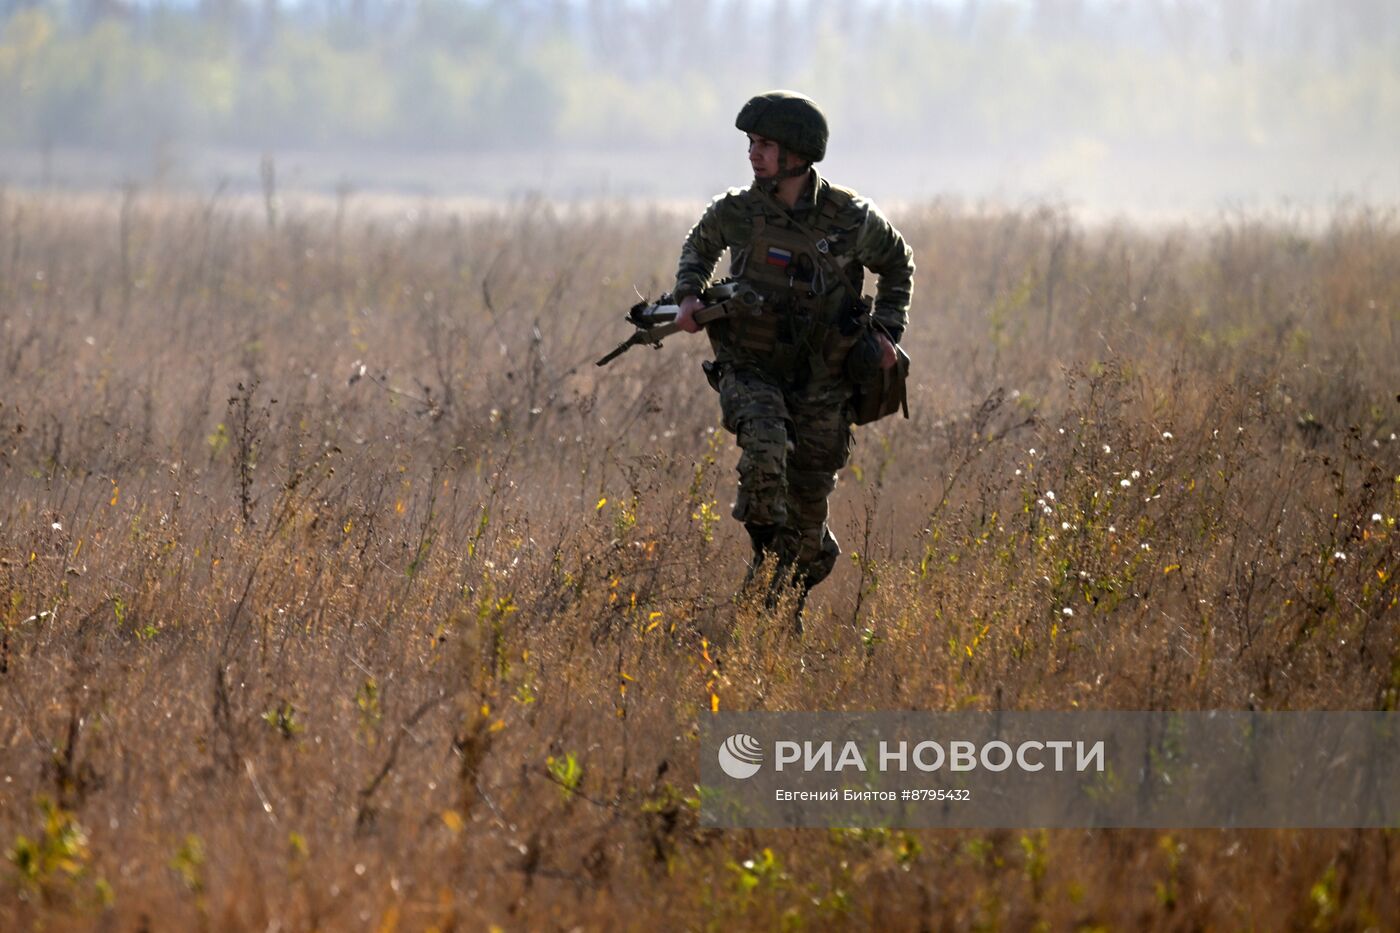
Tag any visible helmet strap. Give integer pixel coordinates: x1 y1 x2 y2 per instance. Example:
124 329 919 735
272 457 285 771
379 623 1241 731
775 143 812 179
755 143 812 191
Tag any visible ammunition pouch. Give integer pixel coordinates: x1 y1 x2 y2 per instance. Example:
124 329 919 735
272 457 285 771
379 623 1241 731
820 292 871 377
712 296 810 383
849 330 911 425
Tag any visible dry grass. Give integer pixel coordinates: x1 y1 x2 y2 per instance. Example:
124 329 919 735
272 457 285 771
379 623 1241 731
1 187 1398 930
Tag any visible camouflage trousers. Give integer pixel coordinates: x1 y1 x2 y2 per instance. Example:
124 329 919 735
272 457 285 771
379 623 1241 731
716 364 854 591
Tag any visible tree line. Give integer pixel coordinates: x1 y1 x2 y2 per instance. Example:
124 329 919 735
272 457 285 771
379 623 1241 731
1 0 1396 153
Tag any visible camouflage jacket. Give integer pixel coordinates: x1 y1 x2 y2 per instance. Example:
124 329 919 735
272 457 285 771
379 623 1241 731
673 168 915 342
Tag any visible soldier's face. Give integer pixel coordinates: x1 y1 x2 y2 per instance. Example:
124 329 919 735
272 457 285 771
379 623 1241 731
747 133 800 179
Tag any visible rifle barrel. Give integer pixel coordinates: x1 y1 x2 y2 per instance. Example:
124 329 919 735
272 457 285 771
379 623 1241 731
595 338 637 366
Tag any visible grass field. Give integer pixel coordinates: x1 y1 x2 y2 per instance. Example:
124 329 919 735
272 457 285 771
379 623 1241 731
1 188 1398 929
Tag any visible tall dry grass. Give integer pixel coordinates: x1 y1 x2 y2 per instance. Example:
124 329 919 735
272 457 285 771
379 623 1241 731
1 186 1398 930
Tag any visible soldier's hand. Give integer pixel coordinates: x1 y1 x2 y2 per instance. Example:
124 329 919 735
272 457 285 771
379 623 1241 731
676 295 706 334
877 333 898 369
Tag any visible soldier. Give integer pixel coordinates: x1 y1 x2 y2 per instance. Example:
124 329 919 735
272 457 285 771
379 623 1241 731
672 90 915 631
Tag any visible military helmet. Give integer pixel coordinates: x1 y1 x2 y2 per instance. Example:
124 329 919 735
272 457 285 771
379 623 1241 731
735 90 828 162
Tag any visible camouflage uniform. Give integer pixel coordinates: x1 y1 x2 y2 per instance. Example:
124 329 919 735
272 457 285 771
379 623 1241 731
674 169 914 593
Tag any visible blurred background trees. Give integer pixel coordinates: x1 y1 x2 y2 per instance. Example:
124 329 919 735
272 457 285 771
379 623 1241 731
1 0 1396 156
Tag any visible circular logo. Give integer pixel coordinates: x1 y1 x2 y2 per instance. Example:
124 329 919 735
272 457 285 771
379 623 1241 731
718 733 764 779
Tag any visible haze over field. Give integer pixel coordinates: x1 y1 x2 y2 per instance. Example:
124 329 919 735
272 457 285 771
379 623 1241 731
2 0 1399 214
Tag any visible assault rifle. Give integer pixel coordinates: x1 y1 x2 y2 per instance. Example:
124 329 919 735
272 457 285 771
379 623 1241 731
595 280 762 366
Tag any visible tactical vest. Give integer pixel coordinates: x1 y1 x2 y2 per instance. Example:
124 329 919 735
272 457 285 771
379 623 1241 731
715 186 870 382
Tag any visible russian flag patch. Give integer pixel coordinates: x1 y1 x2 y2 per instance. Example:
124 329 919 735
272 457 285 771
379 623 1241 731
765 246 793 267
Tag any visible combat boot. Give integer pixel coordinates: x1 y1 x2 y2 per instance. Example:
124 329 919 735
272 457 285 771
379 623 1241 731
760 559 809 637
740 523 778 593
791 583 810 637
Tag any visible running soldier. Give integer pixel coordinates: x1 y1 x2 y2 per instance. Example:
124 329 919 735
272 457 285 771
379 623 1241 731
672 90 915 631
